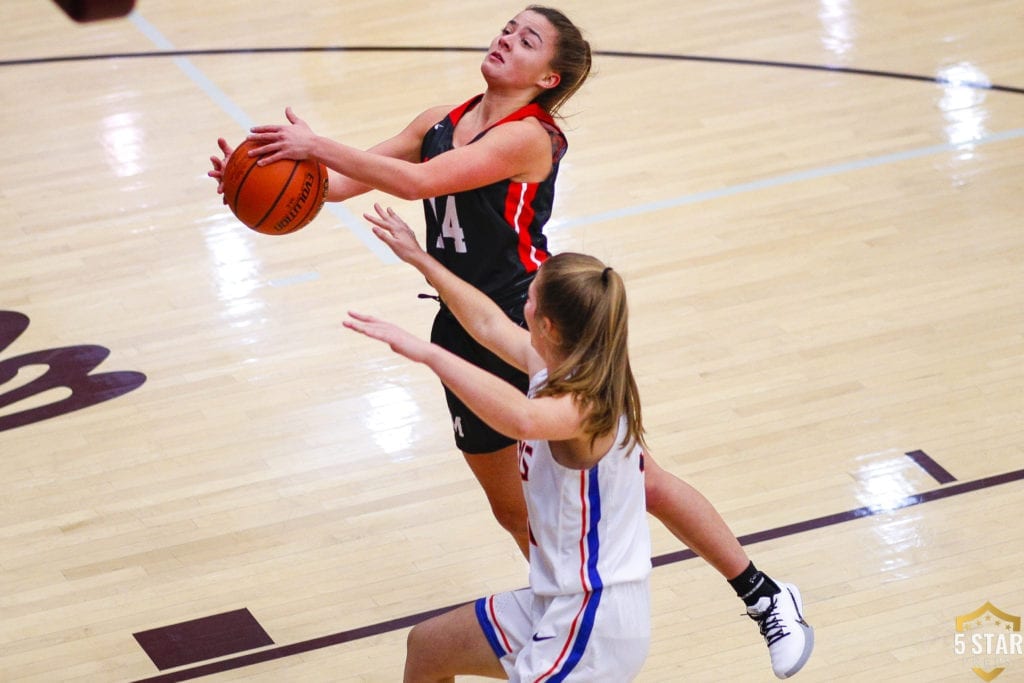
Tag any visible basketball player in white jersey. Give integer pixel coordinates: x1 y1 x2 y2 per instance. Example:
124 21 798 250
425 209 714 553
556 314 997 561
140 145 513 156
346 204 652 680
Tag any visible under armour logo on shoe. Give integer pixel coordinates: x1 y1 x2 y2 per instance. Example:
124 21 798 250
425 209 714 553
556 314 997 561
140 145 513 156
0 310 146 432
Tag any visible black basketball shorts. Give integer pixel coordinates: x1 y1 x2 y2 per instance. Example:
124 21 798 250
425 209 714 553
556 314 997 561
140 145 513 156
430 305 529 455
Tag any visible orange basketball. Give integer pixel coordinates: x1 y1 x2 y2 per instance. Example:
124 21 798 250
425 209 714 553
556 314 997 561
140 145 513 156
221 139 328 236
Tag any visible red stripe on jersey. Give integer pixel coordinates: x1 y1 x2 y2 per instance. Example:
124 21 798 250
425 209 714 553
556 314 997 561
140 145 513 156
505 182 545 273
534 472 596 681
487 595 514 653
447 97 479 126
576 470 591 592
534 592 593 682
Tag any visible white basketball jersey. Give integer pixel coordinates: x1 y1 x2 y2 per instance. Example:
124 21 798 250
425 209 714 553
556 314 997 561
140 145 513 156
519 370 652 597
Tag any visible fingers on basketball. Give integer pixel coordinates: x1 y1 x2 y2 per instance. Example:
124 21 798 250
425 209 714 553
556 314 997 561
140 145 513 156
220 139 328 236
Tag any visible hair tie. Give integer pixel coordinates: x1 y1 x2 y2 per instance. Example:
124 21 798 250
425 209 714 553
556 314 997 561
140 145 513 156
601 266 612 285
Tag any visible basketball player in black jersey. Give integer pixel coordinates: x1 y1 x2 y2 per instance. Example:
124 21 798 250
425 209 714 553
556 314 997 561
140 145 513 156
210 6 813 677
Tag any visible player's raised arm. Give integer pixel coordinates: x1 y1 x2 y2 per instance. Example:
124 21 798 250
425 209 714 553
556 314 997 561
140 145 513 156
363 204 538 375
246 107 550 201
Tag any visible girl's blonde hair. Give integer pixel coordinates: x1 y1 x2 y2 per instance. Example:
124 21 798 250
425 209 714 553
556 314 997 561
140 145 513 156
533 252 646 451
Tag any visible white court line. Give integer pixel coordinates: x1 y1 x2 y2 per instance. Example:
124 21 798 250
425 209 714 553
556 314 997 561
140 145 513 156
129 11 398 264
553 126 1024 229
130 12 1023 243
269 271 321 287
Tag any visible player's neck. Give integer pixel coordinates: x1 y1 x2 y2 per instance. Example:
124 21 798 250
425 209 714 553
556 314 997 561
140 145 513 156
473 90 536 128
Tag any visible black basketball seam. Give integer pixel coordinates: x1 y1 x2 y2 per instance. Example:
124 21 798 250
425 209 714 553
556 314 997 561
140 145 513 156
229 149 261 214
253 161 301 232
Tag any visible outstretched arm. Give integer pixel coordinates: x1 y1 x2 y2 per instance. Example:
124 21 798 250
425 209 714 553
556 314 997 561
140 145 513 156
363 204 538 375
246 107 552 200
209 106 445 202
318 107 444 201
344 312 580 443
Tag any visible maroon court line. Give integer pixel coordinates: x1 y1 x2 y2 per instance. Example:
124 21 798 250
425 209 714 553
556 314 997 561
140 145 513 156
132 466 1024 682
905 449 958 484
132 603 467 682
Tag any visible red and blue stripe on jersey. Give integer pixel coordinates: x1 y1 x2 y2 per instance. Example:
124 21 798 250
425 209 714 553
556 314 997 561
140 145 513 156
475 466 606 681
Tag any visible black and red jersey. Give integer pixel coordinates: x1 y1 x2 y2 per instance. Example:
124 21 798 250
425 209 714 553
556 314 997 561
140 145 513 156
421 94 567 308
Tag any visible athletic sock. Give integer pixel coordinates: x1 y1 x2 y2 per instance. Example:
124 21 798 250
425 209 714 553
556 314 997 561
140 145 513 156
728 561 781 607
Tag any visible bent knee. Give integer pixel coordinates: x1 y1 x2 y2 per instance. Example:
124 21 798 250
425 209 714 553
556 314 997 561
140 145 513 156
406 622 442 678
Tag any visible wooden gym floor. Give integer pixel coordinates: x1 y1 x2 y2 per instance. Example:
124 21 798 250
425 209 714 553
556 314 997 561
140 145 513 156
1 1 1022 681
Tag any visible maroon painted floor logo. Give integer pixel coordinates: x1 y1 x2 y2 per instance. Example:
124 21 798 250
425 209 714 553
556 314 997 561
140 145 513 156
0 310 145 432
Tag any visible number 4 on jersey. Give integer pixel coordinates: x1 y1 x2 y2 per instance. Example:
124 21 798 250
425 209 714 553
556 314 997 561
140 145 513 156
429 195 467 253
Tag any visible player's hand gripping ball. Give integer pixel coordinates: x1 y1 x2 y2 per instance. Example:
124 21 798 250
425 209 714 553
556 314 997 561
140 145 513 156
221 140 328 235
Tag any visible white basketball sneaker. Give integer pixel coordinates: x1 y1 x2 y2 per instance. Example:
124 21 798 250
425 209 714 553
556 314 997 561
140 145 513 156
746 582 815 678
